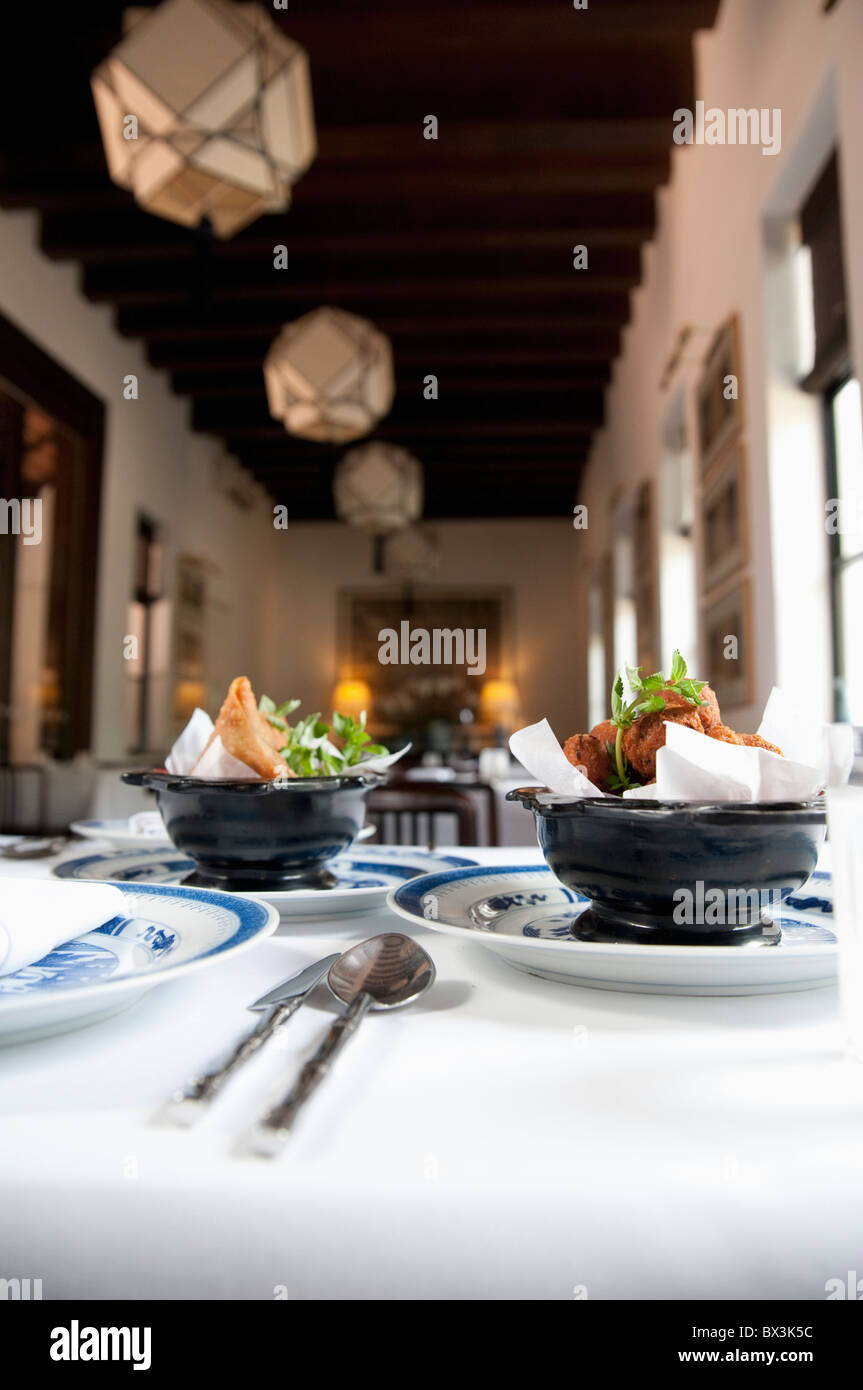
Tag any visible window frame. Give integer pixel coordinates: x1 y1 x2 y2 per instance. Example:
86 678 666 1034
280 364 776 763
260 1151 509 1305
824 371 862 725
0 312 105 762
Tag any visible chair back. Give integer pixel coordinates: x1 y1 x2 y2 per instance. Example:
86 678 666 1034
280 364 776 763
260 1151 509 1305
366 782 478 850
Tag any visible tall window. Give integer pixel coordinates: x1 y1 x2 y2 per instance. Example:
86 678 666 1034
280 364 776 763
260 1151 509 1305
799 152 859 724
658 392 697 672
826 377 863 724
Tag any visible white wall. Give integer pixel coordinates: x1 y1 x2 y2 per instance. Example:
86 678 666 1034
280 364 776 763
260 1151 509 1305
263 518 580 743
574 0 863 732
0 207 280 761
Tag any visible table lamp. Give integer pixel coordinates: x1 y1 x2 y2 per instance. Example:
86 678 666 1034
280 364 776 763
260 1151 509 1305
332 678 372 725
479 679 520 735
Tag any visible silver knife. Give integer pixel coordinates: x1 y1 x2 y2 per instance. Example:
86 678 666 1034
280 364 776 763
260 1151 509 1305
165 953 341 1125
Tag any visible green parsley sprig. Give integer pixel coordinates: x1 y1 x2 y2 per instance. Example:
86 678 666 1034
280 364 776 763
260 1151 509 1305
258 696 389 777
607 650 708 791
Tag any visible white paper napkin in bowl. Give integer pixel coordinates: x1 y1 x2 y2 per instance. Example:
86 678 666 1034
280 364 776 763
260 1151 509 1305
509 688 854 803
0 882 128 977
510 719 607 797
164 705 412 781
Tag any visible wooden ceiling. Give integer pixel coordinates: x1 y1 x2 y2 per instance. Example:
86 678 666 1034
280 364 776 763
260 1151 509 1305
0 0 720 519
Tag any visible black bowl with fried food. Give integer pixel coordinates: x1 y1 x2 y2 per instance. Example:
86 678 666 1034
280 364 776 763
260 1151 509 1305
122 769 385 890
506 789 826 943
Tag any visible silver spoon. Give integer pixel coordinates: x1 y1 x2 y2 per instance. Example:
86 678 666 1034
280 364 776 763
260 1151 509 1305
249 932 435 1155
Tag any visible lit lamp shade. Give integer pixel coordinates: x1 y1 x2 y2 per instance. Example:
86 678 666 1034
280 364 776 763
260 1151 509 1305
91 0 316 238
332 679 372 725
264 308 395 444
479 679 521 730
334 443 423 533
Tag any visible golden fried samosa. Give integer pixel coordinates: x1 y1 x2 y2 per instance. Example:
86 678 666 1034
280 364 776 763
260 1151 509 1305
195 676 293 779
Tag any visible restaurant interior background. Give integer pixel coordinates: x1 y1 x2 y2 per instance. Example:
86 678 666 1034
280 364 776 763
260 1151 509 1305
0 0 862 842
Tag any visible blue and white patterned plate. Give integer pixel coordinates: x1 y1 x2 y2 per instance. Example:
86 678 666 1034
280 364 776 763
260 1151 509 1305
54 846 479 921
387 866 837 996
0 882 279 1044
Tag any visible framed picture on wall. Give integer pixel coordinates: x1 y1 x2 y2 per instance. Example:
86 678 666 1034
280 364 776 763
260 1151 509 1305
338 587 513 735
696 314 743 474
702 577 753 711
701 438 748 594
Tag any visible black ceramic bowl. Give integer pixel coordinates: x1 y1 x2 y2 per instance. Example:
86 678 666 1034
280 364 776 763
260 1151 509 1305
507 788 827 943
122 769 385 890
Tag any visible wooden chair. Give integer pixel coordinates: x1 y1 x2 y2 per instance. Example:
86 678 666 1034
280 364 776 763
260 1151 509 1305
366 782 478 850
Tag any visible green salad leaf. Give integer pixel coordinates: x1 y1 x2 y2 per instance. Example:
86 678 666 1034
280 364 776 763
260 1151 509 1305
607 650 707 792
257 695 389 777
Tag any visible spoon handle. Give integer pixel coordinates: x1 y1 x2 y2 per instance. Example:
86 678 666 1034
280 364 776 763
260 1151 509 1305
249 992 373 1154
165 998 303 1125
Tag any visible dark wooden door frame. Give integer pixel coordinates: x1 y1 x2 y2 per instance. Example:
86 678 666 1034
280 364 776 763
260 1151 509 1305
0 310 105 760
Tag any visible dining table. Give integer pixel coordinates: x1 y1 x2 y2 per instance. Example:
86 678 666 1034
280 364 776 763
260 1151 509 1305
1 836 861 1303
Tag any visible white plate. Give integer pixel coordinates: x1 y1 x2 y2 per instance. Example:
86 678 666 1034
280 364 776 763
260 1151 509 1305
54 846 479 921
70 819 377 851
387 865 837 996
0 882 279 1045
70 818 173 850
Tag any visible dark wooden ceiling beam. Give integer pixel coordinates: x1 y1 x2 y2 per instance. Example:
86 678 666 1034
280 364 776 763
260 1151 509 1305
87 272 636 312
41 217 652 267
81 241 644 304
149 340 621 372
171 367 612 398
217 419 597 445
121 306 625 341
1 161 669 215
194 393 605 435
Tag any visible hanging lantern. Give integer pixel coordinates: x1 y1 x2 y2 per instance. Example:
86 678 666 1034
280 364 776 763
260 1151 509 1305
385 526 440 580
333 443 423 534
264 308 395 444
91 0 316 239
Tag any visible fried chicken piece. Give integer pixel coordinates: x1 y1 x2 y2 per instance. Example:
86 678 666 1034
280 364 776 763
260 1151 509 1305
622 707 702 780
693 684 721 731
651 684 721 731
563 732 614 790
195 676 294 779
740 732 783 756
589 718 618 754
707 723 744 745
708 725 783 756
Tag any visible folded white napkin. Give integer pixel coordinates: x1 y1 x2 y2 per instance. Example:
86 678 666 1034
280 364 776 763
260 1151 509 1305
638 721 822 802
165 707 216 775
0 881 128 977
165 709 258 780
510 719 605 797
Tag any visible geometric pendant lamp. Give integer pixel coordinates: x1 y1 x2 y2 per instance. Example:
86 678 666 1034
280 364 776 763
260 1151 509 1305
385 525 440 579
91 0 316 239
333 442 423 534
264 307 395 444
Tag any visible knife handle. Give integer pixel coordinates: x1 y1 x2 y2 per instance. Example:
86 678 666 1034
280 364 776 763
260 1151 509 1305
249 992 373 1155
166 997 303 1125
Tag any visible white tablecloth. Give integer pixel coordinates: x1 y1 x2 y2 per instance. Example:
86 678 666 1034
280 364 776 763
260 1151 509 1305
0 842 861 1301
